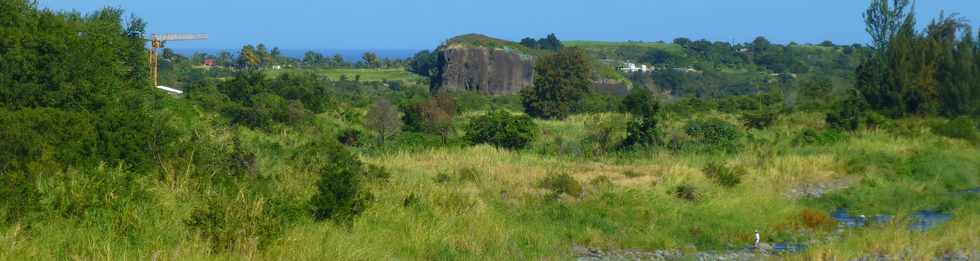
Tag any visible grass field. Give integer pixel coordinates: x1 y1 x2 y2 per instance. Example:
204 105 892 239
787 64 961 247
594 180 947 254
1 107 976 260
264 68 424 83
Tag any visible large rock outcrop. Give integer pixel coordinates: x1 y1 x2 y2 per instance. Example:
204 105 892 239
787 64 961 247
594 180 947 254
434 44 535 96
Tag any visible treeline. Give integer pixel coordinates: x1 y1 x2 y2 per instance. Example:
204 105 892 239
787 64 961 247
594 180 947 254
0 1 168 172
0 1 398 247
855 0 980 118
519 33 563 51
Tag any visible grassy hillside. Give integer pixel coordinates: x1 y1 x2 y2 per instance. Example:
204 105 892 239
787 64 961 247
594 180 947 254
2 105 977 260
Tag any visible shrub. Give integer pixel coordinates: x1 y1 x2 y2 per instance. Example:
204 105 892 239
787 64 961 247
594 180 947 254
684 118 742 153
826 96 867 131
303 140 378 222
742 110 778 129
863 110 888 129
622 116 664 148
702 162 746 188
434 167 482 183
539 173 583 198
463 110 537 150
672 184 700 202
337 129 363 147
582 114 624 156
793 128 846 146
0 172 39 224
186 189 297 252
932 117 978 143
590 176 613 186
800 209 836 231
620 87 660 117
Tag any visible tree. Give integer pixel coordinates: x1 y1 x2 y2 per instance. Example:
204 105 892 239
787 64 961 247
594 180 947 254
864 0 912 51
539 33 562 51
270 47 282 64
362 52 380 69
408 50 438 77
673 37 692 46
519 37 539 49
256 43 271 66
238 45 260 69
420 91 457 144
303 51 323 66
521 47 593 119
620 87 659 117
365 98 403 145
620 88 664 148
463 110 537 150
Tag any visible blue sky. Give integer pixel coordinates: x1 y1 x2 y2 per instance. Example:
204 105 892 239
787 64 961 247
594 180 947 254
39 0 980 50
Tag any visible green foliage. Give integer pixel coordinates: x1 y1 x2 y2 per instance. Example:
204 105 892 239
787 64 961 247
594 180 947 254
365 98 404 145
463 110 537 150
337 129 364 147
518 33 563 51
932 117 979 143
538 173 583 198
305 140 378 222
826 95 868 131
702 162 746 188
186 186 299 252
742 110 779 129
0 171 38 223
857 2 980 118
793 128 846 146
672 184 701 202
622 116 664 149
521 48 593 119
620 87 660 117
582 114 625 156
684 118 742 153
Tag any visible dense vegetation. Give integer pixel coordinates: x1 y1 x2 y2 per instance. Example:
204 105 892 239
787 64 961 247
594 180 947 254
0 0 978 260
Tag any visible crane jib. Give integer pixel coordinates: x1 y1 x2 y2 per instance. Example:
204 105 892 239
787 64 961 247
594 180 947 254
154 33 208 41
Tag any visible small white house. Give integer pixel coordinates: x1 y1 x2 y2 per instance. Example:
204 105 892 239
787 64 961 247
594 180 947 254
618 62 654 73
272 65 283 70
156 85 184 96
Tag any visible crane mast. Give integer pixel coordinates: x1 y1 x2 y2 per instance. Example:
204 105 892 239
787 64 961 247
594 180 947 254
148 33 208 87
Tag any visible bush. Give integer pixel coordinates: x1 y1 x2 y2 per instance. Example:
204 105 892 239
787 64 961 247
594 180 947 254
826 96 867 131
620 87 660 117
742 110 778 129
793 128 846 146
186 189 295 252
463 110 537 150
800 209 836 231
684 118 742 153
538 173 583 198
672 184 700 202
0 171 39 224
582 114 624 156
702 162 746 188
337 129 363 147
303 140 378 222
622 116 665 148
434 167 482 183
932 117 978 143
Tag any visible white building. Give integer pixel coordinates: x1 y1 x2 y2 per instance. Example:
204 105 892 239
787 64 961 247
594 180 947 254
618 62 654 73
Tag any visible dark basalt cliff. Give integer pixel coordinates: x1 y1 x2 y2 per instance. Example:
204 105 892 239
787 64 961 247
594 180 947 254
433 44 535 96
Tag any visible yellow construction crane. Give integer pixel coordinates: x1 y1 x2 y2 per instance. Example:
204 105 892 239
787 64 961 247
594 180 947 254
148 33 208 87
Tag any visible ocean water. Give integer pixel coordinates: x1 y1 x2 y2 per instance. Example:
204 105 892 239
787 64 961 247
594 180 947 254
172 48 419 61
